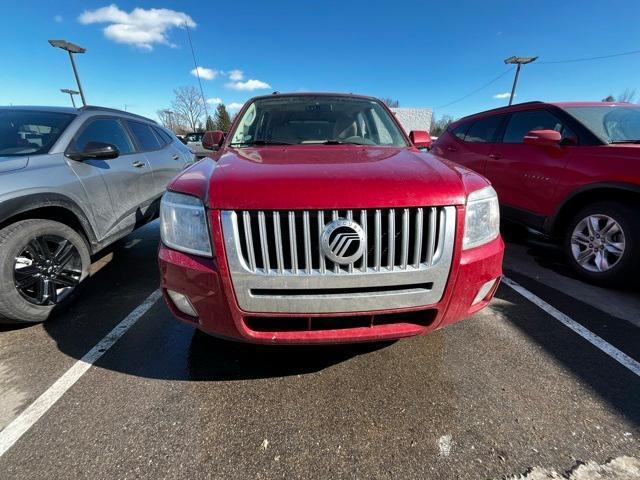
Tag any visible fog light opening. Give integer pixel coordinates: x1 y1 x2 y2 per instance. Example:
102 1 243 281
167 289 198 317
472 279 498 305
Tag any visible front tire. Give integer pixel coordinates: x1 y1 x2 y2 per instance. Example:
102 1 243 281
0 219 90 324
564 201 638 286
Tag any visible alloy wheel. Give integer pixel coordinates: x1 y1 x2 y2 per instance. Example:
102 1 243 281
570 214 625 273
13 235 82 306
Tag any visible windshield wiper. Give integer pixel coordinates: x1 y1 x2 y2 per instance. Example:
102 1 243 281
609 139 640 144
230 140 294 147
321 139 365 145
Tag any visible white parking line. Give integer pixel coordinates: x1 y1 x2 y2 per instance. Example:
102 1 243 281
0 289 162 459
502 276 640 377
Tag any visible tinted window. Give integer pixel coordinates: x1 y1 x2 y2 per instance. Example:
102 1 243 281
464 116 503 143
74 118 134 154
153 126 173 145
0 110 75 157
451 121 471 140
503 109 575 144
128 121 162 151
562 106 640 143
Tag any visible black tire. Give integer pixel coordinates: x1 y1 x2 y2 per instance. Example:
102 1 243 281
563 201 639 286
0 219 90 324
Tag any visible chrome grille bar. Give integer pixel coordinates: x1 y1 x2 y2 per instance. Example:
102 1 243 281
257 211 270 273
425 207 436 266
360 209 367 272
413 208 423 268
318 211 326 274
400 208 409 269
288 212 298 274
303 211 312 274
387 209 395 270
273 212 284 274
242 211 256 272
374 209 382 271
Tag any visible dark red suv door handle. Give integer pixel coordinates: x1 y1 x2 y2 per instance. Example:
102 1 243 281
446 146 457 152
488 153 502 159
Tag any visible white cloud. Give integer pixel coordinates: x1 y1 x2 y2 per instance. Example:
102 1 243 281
227 102 244 111
226 79 271 91
207 97 223 105
493 92 512 99
54 15 63 23
78 5 195 51
228 69 244 81
191 66 218 80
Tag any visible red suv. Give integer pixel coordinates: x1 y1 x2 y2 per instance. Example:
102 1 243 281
158 93 503 344
432 101 640 285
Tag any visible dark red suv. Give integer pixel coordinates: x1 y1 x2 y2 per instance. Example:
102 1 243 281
432 101 640 285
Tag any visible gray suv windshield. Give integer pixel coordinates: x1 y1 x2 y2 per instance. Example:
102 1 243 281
0 110 75 156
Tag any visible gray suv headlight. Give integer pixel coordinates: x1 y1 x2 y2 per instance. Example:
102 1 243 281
160 191 213 257
463 186 500 250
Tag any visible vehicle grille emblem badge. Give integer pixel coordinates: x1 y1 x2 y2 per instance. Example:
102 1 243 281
321 218 367 265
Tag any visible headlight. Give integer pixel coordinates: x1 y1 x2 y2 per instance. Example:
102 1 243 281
463 186 500 250
160 191 213 257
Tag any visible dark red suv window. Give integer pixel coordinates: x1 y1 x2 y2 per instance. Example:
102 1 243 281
464 116 504 143
502 109 577 144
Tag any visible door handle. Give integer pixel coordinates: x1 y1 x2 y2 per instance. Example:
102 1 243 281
132 161 146 168
488 153 502 160
172 154 180 161
446 146 457 152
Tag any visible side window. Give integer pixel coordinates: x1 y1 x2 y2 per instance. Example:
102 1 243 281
464 116 504 143
127 121 162 151
74 118 134 154
503 110 576 144
153 126 173 145
369 108 394 145
451 121 471 140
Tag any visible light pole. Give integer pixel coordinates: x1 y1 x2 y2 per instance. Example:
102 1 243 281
49 40 87 106
60 88 79 108
504 56 537 105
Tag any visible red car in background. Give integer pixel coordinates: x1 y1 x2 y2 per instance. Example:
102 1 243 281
158 93 503 344
432 101 640 285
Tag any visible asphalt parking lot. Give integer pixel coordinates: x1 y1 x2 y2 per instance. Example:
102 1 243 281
0 221 638 479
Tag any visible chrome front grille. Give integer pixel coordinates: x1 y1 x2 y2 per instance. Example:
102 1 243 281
234 208 447 275
221 207 456 314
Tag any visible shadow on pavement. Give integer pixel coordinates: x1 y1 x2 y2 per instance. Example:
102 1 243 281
187 331 394 381
492 285 640 426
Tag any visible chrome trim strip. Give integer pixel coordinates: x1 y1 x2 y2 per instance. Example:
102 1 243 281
426 207 436 266
303 211 312 274
360 209 367 272
413 208 423 268
242 211 256 272
273 211 284 274
288 212 298 274
318 211 326 274
374 209 382 271
401 208 409 269
388 209 395 270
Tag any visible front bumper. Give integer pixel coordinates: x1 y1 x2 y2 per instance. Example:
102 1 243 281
158 211 504 345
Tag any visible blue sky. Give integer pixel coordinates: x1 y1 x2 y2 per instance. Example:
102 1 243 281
1 1 639 121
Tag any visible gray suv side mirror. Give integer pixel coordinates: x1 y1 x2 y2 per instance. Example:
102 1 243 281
69 142 120 161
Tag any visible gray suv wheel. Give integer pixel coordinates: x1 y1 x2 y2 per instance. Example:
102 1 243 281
0 220 90 323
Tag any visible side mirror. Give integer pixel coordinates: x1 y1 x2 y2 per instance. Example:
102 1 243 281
202 130 225 151
69 141 120 161
409 130 432 149
523 129 561 147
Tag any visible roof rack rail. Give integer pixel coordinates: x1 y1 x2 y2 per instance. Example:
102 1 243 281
79 105 156 123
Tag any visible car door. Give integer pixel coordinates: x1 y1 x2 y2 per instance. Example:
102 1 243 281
126 121 184 196
485 109 576 217
67 116 154 236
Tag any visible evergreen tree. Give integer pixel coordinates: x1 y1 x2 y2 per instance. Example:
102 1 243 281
205 115 215 130
214 104 232 132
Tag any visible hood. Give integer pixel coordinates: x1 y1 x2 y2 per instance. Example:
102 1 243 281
0 156 29 174
203 146 467 210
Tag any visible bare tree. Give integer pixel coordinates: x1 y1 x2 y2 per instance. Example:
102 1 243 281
430 114 455 137
617 88 636 103
382 98 400 108
171 86 205 132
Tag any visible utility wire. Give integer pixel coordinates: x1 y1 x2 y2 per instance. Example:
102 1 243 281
185 21 209 121
435 67 514 110
535 49 640 64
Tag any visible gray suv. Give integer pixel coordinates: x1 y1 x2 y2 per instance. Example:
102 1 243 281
0 106 195 323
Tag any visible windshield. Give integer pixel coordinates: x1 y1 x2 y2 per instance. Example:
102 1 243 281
186 132 203 142
0 110 75 157
561 105 640 143
229 96 408 147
